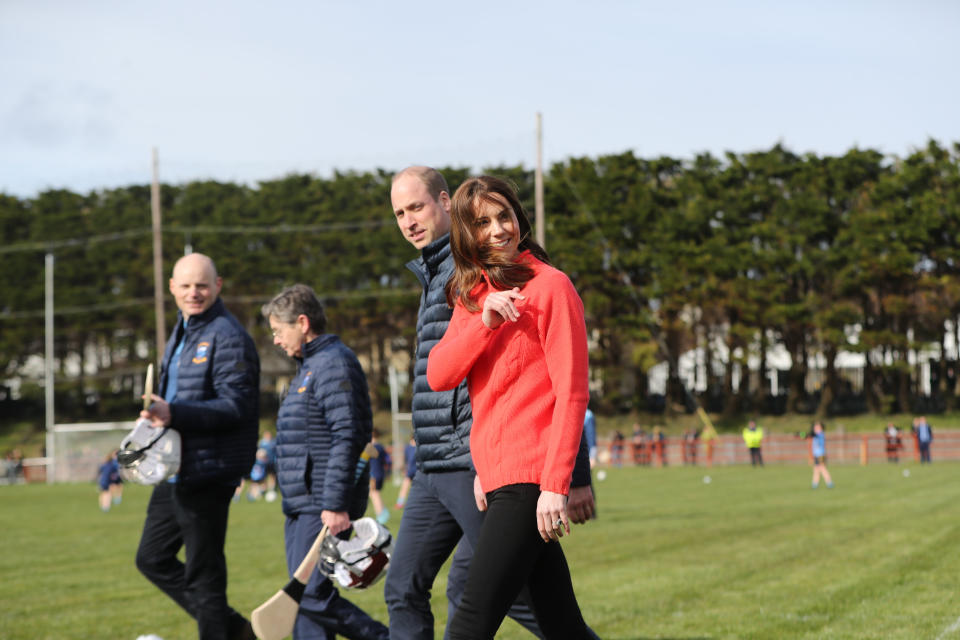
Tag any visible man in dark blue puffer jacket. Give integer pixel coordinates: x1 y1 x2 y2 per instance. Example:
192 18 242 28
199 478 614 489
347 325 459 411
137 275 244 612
264 284 388 640
136 253 259 640
385 167 598 640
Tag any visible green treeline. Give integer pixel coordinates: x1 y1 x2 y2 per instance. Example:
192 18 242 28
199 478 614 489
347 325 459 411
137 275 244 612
2 140 959 425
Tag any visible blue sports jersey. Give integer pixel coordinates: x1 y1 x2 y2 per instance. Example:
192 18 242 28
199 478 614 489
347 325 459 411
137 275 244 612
369 443 390 481
259 440 277 466
404 442 417 478
811 431 826 458
98 458 120 490
249 460 267 482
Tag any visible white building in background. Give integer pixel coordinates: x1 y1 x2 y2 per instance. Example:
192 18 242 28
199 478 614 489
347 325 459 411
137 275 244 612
646 323 960 397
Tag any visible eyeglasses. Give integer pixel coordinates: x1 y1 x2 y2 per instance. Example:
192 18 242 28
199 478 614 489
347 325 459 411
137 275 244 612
270 323 296 338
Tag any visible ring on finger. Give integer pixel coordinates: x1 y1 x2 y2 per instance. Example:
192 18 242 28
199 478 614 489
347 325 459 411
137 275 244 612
553 518 563 529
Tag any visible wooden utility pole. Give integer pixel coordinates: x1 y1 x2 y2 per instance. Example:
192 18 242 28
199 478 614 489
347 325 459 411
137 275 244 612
151 148 166 360
535 112 545 249
44 253 54 430
44 253 55 483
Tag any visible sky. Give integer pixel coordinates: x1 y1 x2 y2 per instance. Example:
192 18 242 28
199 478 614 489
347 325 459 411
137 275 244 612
1 0 958 198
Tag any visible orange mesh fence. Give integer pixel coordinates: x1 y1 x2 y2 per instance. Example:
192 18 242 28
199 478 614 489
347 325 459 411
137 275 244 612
597 429 960 467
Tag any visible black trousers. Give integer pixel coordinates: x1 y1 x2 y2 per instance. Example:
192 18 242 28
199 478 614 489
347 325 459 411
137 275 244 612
749 447 764 466
384 470 548 640
135 482 248 640
446 483 590 640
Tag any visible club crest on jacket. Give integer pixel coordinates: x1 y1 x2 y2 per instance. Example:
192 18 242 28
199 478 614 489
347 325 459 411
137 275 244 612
192 341 210 364
298 371 312 394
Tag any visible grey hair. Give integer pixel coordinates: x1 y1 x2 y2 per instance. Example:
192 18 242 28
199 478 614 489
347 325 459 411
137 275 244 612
261 284 327 334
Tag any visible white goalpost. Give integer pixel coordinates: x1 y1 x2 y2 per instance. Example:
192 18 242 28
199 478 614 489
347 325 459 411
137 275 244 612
47 421 132 484
388 365 412 486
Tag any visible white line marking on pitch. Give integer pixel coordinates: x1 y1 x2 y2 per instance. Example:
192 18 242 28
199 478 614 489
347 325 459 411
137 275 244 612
936 614 960 640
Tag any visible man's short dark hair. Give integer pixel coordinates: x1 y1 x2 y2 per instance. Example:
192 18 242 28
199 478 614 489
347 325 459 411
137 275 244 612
393 166 449 201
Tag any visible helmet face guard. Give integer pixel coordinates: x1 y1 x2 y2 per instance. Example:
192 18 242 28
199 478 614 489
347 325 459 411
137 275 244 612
118 418 181 485
318 517 393 589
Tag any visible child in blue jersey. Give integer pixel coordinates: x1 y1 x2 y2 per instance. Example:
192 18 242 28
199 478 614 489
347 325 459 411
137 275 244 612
248 448 269 500
234 447 270 502
809 421 834 489
97 449 123 511
395 437 417 509
257 430 279 501
368 429 391 524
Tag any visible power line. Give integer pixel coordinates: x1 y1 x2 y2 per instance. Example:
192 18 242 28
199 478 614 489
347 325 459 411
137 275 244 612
223 288 419 305
167 220 391 235
0 230 152 255
0 220 396 255
0 297 153 319
0 289 420 321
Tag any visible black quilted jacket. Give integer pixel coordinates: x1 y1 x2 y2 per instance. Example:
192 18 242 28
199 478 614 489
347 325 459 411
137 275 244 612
407 235 474 473
160 298 260 486
275 334 371 518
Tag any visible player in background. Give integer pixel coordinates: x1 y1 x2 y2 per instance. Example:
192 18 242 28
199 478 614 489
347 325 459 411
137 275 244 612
395 437 416 509
258 430 279 501
809 421 834 489
97 449 123 512
368 429 391 525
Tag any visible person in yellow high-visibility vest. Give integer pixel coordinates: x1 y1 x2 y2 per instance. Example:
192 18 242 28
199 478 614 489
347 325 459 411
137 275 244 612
742 420 764 467
700 422 718 467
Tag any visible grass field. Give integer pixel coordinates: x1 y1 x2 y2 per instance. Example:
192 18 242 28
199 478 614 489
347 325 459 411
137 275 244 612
2 461 959 639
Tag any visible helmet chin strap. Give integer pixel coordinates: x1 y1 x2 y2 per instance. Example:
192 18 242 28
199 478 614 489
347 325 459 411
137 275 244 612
117 419 181 485
118 426 171 466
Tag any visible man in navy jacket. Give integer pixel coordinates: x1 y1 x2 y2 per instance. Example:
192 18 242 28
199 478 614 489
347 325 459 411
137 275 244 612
385 167 597 639
264 283 388 640
136 253 260 640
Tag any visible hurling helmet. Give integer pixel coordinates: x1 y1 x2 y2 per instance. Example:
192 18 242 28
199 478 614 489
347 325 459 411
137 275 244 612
318 517 392 589
117 418 181 485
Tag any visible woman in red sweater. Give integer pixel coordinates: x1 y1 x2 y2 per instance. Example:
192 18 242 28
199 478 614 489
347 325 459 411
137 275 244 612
427 175 591 639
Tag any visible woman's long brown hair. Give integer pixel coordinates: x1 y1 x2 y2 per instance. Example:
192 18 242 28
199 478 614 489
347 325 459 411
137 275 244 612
445 175 550 311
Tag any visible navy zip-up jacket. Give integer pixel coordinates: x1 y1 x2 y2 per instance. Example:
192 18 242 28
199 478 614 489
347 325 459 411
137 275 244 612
406 235 474 473
159 298 260 486
275 334 371 518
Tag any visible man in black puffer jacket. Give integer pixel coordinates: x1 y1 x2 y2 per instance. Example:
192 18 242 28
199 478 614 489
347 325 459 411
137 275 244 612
385 167 598 640
136 253 259 640
264 283 388 640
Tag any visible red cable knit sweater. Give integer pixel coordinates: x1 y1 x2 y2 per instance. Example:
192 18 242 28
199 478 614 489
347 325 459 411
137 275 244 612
426 253 589 496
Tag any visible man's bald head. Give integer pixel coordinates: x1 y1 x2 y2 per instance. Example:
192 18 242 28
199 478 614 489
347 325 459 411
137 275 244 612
169 253 222 318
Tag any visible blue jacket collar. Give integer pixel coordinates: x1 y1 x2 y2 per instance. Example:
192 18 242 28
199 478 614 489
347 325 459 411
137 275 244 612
178 297 226 331
421 233 451 273
296 334 337 363
406 234 451 287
